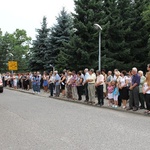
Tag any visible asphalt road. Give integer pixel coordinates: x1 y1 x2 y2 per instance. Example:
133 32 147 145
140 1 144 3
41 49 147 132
0 89 150 150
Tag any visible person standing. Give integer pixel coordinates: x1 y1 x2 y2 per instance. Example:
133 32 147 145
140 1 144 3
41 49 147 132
29 72 33 89
138 70 146 109
36 72 41 94
24 74 30 90
54 71 61 97
76 72 83 100
66 71 72 99
112 81 119 108
43 72 49 92
70 71 78 100
95 70 104 106
13 73 18 89
127 67 140 111
32 72 37 93
142 72 150 114
119 70 129 109
48 72 55 97
107 81 115 106
87 69 96 104
106 71 113 98
83 68 90 102
60 72 66 97
102 69 107 98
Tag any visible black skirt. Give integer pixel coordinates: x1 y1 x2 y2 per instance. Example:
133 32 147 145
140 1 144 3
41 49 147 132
120 87 129 100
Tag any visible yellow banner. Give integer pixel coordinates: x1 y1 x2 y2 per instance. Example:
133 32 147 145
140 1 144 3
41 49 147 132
8 61 18 70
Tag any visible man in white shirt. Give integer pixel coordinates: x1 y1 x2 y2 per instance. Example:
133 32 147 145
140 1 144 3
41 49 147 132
54 71 61 97
86 69 96 104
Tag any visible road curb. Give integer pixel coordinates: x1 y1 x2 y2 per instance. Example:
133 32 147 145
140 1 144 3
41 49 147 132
5 87 150 117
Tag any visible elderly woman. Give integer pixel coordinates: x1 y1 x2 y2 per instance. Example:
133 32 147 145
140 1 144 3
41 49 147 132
138 70 146 109
142 72 150 114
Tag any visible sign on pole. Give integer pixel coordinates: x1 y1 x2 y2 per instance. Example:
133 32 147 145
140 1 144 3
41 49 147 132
8 61 18 70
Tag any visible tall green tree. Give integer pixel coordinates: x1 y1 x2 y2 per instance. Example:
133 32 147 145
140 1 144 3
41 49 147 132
127 0 150 70
142 4 150 64
29 16 50 72
47 7 73 71
72 0 103 70
102 0 122 69
101 0 134 70
71 0 150 71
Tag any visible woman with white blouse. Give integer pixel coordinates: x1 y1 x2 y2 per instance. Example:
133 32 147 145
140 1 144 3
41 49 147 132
119 70 129 109
142 72 150 114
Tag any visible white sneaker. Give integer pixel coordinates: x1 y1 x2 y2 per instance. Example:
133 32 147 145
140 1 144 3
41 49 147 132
123 106 126 109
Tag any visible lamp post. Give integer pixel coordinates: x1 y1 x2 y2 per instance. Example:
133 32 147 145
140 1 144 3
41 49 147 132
50 64 55 73
94 23 102 71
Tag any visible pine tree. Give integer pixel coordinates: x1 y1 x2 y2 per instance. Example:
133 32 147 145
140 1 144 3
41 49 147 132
101 0 134 70
127 0 150 70
72 0 150 71
142 4 150 63
29 16 50 72
72 0 104 70
47 7 73 71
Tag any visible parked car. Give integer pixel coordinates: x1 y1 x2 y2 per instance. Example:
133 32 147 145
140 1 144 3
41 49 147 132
0 78 3 93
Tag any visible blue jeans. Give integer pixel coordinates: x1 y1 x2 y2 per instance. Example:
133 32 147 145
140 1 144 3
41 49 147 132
32 84 37 92
37 85 40 92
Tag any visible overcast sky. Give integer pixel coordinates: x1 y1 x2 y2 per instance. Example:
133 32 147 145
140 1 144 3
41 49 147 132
0 0 74 39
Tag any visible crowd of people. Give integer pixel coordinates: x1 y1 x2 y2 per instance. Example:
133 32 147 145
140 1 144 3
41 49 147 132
1 64 150 114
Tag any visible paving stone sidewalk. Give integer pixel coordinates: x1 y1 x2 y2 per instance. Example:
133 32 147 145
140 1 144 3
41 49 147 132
5 87 150 117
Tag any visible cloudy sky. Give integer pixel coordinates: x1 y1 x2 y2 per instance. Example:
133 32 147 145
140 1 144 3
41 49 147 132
0 0 74 39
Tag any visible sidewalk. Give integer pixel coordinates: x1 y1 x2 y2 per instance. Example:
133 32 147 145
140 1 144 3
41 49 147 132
5 87 150 117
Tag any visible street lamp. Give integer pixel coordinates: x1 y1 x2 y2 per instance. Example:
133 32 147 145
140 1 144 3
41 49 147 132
94 23 102 71
50 64 55 73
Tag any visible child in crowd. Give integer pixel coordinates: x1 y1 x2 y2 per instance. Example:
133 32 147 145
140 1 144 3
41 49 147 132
112 81 119 108
107 81 115 106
